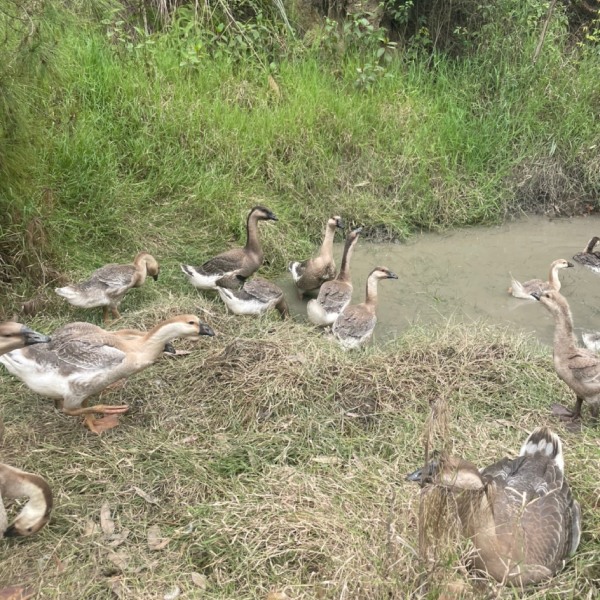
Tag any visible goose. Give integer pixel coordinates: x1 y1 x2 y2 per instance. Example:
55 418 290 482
531 289 600 420
406 427 580 586
581 331 600 353
216 277 288 318
288 215 344 298
55 251 160 323
181 206 277 290
0 315 214 434
332 266 397 350
508 259 573 299
0 463 53 538
0 322 52 538
307 226 362 326
573 236 600 273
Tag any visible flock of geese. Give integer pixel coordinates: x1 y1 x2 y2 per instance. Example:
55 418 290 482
1 207 599 589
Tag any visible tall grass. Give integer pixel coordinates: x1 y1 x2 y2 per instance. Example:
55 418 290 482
0 0 599 303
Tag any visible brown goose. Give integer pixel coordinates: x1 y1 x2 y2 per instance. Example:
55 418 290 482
0 321 52 538
181 206 277 290
0 463 53 538
508 258 573 299
407 427 581 586
288 215 344 297
532 289 600 420
307 227 362 326
216 277 288 318
0 316 214 434
55 251 160 323
573 236 600 273
332 266 397 350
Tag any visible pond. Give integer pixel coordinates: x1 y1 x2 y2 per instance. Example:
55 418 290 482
278 215 600 346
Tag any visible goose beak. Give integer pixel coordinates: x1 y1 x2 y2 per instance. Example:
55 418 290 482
199 323 215 337
163 342 176 354
336 218 345 229
152 273 159 281
406 460 438 486
352 226 363 235
22 327 50 345
406 467 424 482
530 291 541 301
268 212 278 221
566 261 574 268
387 272 399 280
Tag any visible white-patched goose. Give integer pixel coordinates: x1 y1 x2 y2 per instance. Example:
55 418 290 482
55 251 160 323
307 226 362 326
216 277 288 318
181 206 277 290
288 215 344 298
332 266 397 350
407 427 580 586
508 259 573 299
0 316 214 433
573 236 600 273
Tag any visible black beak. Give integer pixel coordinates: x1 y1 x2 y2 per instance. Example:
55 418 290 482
566 261 574 268
163 342 176 354
352 226 363 235
268 212 278 221
22 326 51 345
152 273 159 281
387 272 399 280
199 323 215 337
530 291 541 301
406 467 424 483
336 218 345 229
3 525 20 537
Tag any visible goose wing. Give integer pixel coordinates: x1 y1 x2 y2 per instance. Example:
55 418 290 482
90 264 136 290
333 305 376 340
198 248 246 276
242 278 283 303
318 282 352 313
566 349 600 382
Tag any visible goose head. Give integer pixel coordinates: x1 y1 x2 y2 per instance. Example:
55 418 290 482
552 259 574 270
3 473 53 537
173 315 215 339
251 205 278 222
530 289 570 317
348 226 363 240
406 455 484 490
135 252 160 281
0 321 50 354
371 266 398 280
584 236 600 253
328 215 344 230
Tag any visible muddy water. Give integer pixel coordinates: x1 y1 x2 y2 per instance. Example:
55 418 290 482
278 216 600 346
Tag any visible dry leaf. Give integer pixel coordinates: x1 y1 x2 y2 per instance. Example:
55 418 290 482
134 486 159 505
100 502 115 536
191 572 207 590
0 586 35 600
267 75 280 97
266 593 289 600
311 456 341 465
163 587 180 600
106 549 130 572
108 529 130 548
82 519 99 537
107 577 128 599
147 525 170 551
179 435 198 445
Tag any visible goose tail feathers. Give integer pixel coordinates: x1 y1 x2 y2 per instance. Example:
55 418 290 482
520 426 564 473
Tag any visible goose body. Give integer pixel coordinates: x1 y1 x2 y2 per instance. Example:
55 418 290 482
407 427 580 586
55 252 160 322
508 259 573 299
217 277 288 318
181 206 277 290
0 316 214 433
307 227 361 326
0 322 52 538
573 236 600 273
288 216 344 297
332 266 397 350
532 289 600 420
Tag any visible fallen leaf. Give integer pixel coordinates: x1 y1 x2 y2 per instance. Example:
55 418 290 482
163 587 180 600
106 577 127 599
0 586 35 600
311 456 341 465
134 486 159 505
267 74 280 98
100 502 115 536
266 593 289 600
82 519 99 537
106 550 129 572
147 525 170 551
107 529 130 548
191 572 207 590
53 554 66 574
179 435 198 445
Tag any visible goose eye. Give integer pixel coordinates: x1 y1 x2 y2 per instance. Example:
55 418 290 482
188 321 195 325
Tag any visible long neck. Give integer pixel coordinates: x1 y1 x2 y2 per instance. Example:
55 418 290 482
550 301 578 351
140 322 188 357
244 213 261 253
134 255 150 285
319 224 336 260
585 238 598 253
548 264 561 290
454 487 495 540
336 238 357 283
0 466 51 528
365 274 379 308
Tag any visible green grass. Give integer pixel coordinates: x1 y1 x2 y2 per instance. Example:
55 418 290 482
0 296 599 598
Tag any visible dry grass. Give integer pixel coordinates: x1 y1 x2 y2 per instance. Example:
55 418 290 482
0 292 599 599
